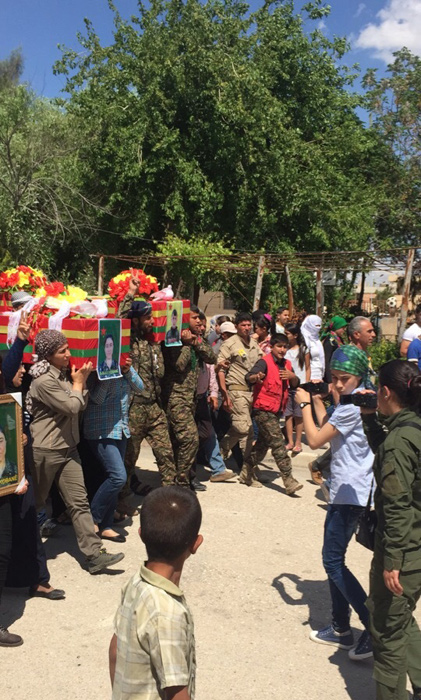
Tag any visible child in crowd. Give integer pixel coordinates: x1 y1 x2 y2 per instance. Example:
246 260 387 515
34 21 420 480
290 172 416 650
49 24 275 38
284 323 310 454
296 344 374 661
110 486 203 700
241 333 303 495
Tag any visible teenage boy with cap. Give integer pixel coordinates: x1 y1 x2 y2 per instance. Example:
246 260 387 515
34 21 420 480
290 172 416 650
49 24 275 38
118 275 177 502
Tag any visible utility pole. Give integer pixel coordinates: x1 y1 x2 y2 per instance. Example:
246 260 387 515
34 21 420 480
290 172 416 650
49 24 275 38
253 255 265 311
397 247 415 342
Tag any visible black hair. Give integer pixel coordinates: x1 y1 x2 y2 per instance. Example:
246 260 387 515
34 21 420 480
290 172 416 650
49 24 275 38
190 304 200 314
0 355 4 394
415 303 421 315
104 333 114 344
378 360 421 409
285 322 307 370
276 306 288 315
198 311 206 321
255 316 271 332
140 486 202 562
216 315 231 325
235 311 252 324
0 424 5 437
251 309 266 322
270 333 289 346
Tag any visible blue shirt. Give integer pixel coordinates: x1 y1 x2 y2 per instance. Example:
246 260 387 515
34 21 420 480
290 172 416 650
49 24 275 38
328 387 374 506
407 338 421 370
83 367 144 441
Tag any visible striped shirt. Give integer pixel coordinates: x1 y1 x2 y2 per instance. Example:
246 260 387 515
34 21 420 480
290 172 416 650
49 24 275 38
113 565 196 699
83 367 144 441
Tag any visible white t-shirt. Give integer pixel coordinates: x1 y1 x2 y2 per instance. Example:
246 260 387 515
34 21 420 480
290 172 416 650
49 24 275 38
285 346 307 384
328 390 373 506
403 322 421 343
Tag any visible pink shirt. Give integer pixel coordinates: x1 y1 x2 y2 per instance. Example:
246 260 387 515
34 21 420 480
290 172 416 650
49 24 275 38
197 363 218 397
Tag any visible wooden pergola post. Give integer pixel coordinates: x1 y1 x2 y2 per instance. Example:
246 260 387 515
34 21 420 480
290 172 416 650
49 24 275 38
284 264 294 318
397 247 415 342
253 255 265 311
315 267 324 318
97 255 104 296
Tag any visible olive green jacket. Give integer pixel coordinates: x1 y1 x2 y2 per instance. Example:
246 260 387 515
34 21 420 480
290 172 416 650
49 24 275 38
362 408 421 571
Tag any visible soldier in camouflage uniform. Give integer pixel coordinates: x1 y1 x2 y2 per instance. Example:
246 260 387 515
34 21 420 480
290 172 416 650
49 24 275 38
161 305 216 488
243 334 303 495
117 280 176 497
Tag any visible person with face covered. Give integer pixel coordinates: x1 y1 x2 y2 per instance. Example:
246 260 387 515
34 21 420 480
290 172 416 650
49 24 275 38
26 330 124 575
117 275 177 504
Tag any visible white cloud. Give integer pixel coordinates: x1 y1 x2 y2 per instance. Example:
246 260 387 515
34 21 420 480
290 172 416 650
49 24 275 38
317 19 327 31
354 3 366 19
355 0 421 62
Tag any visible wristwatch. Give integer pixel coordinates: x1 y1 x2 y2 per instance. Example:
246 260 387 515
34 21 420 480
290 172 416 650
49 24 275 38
299 401 311 409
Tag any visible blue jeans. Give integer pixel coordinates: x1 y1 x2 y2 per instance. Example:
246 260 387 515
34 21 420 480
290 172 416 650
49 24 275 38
201 433 226 476
322 504 369 631
88 438 127 530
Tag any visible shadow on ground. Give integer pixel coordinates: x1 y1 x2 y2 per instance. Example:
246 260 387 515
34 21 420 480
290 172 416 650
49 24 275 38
272 572 375 700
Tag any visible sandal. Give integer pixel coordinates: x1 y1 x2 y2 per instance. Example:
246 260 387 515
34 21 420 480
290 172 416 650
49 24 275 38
284 444 294 451
113 512 128 524
291 446 302 456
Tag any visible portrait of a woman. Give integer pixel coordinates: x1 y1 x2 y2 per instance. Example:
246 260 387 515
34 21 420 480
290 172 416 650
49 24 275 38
0 425 18 487
98 334 119 376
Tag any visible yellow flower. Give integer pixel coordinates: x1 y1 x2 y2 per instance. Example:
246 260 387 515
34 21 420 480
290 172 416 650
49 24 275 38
64 285 88 304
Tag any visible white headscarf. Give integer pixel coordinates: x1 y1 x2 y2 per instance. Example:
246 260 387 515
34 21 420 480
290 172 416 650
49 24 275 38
301 315 325 378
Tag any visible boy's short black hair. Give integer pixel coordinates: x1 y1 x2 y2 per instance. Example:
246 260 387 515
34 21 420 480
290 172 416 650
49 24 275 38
270 333 288 346
235 311 252 324
140 486 202 562
190 304 200 314
171 308 178 317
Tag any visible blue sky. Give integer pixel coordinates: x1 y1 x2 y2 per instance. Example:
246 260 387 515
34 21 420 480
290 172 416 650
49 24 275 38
1 0 420 98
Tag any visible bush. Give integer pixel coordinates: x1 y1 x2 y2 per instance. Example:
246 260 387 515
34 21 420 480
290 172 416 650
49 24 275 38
369 338 400 373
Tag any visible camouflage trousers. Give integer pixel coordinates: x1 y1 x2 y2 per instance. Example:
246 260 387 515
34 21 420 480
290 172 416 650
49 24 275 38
246 410 292 476
219 389 254 463
166 397 199 486
120 402 176 499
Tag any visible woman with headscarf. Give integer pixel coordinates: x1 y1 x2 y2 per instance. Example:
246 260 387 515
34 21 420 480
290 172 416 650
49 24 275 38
296 344 374 661
300 314 325 380
26 330 124 575
321 316 348 384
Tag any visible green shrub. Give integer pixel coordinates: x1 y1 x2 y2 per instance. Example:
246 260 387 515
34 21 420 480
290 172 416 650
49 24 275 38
369 339 400 373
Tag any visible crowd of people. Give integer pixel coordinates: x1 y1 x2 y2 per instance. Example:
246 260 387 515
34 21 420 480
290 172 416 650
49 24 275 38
1 279 421 700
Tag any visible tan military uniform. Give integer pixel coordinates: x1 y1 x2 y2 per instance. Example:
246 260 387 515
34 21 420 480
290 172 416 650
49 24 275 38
217 334 262 461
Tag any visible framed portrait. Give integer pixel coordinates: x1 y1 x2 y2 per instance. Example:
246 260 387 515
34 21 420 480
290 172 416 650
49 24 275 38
0 393 25 497
165 300 183 347
97 319 123 381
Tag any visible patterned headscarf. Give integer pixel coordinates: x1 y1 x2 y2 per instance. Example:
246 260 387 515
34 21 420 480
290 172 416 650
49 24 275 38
35 330 68 360
128 301 153 318
28 330 68 382
330 344 370 386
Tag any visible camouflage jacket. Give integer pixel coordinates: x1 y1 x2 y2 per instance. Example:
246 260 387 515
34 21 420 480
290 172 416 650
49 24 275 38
118 294 164 405
161 339 216 406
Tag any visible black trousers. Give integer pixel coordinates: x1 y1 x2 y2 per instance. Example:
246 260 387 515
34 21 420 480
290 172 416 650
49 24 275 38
6 475 50 588
0 496 12 605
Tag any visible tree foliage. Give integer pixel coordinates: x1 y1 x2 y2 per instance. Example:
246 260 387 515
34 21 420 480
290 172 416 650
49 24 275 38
54 0 381 268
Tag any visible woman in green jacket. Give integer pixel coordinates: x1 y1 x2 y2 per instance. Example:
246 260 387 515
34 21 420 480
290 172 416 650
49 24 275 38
361 360 421 700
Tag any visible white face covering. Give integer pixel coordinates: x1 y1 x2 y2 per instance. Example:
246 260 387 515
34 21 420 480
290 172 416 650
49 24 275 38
300 315 325 377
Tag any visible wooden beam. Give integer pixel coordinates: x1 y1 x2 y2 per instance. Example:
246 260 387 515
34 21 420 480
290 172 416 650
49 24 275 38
397 247 415 342
315 267 324 317
97 255 104 296
252 255 265 311
284 264 294 318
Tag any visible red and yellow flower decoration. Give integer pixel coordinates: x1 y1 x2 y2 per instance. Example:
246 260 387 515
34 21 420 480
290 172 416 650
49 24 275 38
0 265 48 293
108 269 159 303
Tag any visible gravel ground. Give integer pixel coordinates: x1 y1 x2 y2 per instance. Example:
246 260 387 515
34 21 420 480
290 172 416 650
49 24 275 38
2 443 418 700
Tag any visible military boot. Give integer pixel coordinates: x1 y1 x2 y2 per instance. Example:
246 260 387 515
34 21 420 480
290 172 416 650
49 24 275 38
282 474 303 496
239 464 262 488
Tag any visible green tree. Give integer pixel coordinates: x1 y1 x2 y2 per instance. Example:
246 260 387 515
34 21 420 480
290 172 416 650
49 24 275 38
363 48 421 249
54 0 382 294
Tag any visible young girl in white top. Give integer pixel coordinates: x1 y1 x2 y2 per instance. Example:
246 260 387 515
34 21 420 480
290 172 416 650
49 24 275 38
284 323 310 454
